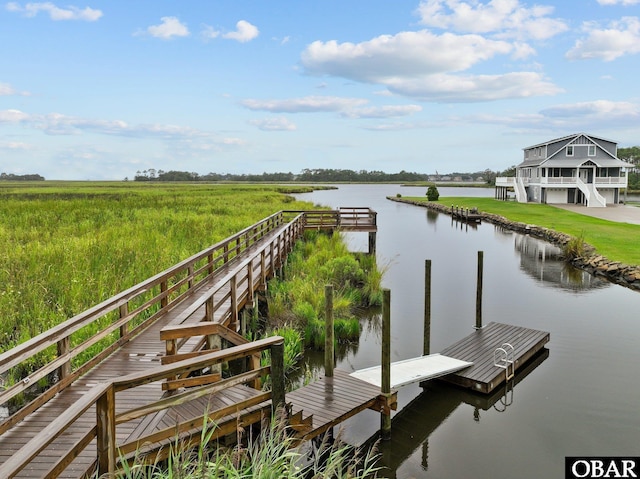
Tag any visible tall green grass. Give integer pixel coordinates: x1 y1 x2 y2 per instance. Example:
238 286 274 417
267 231 384 352
0 182 314 362
112 412 384 479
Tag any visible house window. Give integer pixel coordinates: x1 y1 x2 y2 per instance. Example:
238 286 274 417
588 145 596 156
567 145 574 156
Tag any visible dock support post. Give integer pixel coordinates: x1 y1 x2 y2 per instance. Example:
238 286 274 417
368 231 377 255
476 251 483 329
381 288 391 440
325 285 334 377
423 259 431 356
271 340 286 415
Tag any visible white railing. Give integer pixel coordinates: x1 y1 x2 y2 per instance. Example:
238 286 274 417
514 176 527 203
576 177 606 207
595 176 627 186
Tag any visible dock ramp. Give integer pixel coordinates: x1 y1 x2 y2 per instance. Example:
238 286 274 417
350 354 473 389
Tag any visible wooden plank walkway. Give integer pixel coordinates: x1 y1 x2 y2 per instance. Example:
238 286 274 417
286 370 395 442
349 354 473 389
0 208 381 479
439 322 550 394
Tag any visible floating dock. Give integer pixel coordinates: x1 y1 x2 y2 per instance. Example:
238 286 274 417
439 321 550 394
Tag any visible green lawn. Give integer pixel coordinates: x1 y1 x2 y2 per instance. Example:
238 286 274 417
406 197 640 266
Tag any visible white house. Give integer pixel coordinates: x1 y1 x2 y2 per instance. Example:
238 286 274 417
495 133 633 207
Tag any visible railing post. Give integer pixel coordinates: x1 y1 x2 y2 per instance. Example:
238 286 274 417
96 384 116 478
119 303 129 338
205 296 214 322
207 252 214 275
57 336 71 381
248 259 254 299
324 285 334 377
230 275 238 328
270 340 286 414
188 265 194 289
160 280 168 309
260 250 267 290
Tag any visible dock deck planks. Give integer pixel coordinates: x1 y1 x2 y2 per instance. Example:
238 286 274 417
439 321 549 394
286 370 392 441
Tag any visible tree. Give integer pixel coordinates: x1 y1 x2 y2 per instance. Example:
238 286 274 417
426 185 440 201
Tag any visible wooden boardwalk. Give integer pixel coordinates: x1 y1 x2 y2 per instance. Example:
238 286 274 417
0 208 382 479
286 370 395 442
439 322 550 394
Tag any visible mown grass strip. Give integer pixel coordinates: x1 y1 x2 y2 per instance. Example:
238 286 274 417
406 197 640 266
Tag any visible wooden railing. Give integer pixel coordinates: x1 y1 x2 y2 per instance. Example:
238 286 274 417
0 337 285 479
285 208 377 231
0 211 302 435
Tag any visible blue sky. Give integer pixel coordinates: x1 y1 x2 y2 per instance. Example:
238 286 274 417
1 0 639 180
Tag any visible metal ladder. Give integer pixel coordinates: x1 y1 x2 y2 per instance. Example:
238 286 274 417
493 342 515 381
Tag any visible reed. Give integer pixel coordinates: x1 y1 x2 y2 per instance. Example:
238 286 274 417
0 182 314 379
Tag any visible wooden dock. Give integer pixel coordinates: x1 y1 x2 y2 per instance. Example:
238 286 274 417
439 322 550 394
286 370 396 442
0 208 382 479
451 205 482 223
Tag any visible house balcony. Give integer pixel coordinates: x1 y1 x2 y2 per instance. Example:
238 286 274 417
496 176 627 188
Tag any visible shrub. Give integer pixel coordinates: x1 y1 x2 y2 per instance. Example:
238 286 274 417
426 185 440 201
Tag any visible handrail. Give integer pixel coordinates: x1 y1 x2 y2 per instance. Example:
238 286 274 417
0 337 285 479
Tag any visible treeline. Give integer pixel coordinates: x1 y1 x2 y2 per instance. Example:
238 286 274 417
132 168 498 183
618 147 640 190
0 173 45 181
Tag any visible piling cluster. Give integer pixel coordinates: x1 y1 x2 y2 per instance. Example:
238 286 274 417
388 197 640 291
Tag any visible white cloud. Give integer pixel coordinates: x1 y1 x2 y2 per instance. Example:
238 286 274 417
302 30 514 82
469 100 640 131
6 2 102 21
301 30 561 102
223 20 259 42
0 109 242 148
539 100 639 119
386 72 562 102
597 0 640 5
241 96 368 113
144 17 190 40
566 17 640 61
0 141 31 150
415 0 568 40
342 105 422 119
0 82 30 96
204 20 259 43
0 109 30 122
249 117 297 131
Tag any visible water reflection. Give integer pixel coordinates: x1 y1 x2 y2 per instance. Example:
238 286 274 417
375 348 549 478
512 234 609 292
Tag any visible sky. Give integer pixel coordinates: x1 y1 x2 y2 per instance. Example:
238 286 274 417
1 0 639 180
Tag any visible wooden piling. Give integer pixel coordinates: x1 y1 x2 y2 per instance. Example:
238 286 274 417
476 251 483 329
325 284 335 377
381 288 391 440
423 259 431 356
270 340 286 413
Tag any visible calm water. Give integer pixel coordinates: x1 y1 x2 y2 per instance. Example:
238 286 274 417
294 185 640 479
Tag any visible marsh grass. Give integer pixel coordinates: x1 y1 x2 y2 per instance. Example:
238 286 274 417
112 412 384 479
267 231 383 353
0 182 314 382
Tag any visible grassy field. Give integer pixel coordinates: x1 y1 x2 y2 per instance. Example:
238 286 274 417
407 197 640 266
0 182 317 353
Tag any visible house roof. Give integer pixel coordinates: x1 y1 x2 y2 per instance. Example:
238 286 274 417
518 157 633 168
523 132 617 150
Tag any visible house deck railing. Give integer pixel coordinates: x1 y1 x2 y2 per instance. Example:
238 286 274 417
497 176 627 187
